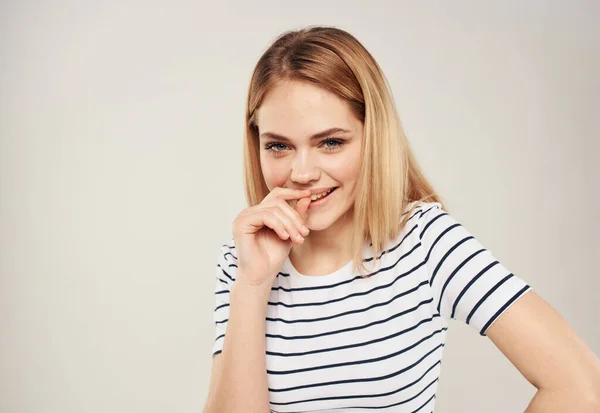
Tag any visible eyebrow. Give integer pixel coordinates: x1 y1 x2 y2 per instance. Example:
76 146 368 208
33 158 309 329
258 127 352 142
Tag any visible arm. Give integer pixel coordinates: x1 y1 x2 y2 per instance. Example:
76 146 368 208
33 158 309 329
203 278 272 413
485 291 600 412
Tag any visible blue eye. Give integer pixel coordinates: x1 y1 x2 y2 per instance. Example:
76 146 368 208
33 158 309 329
264 142 288 152
263 137 346 156
322 139 344 150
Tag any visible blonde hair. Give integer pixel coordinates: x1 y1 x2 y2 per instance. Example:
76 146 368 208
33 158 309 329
243 25 447 277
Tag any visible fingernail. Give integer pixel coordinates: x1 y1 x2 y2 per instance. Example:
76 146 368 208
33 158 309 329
296 233 304 241
300 225 309 235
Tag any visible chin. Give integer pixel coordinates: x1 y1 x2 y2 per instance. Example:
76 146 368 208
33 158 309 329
305 218 332 232
305 206 353 232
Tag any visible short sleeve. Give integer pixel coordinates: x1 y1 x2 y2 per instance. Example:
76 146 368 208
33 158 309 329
418 202 533 336
211 238 238 357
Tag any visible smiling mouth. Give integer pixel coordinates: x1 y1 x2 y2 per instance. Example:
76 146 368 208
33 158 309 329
309 187 338 202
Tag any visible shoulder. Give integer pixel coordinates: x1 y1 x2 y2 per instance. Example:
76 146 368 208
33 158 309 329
403 200 445 226
413 201 443 215
399 201 455 246
378 201 445 251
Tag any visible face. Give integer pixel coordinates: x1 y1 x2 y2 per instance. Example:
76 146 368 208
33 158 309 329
256 80 364 231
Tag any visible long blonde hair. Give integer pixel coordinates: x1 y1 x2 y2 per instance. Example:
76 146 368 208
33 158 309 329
243 25 447 276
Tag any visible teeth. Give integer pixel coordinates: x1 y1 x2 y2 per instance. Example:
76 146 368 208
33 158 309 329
310 188 335 201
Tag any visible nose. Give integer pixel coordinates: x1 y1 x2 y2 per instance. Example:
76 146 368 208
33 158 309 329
290 151 320 184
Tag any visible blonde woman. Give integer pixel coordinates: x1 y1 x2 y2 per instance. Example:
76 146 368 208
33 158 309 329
203 26 600 413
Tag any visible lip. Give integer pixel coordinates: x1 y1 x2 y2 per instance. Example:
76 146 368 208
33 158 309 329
292 187 338 196
307 187 338 209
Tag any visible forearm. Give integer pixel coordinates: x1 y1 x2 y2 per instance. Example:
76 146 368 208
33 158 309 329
208 279 272 413
524 387 600 413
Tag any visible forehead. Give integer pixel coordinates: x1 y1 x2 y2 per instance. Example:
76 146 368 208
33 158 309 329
256 81 358 137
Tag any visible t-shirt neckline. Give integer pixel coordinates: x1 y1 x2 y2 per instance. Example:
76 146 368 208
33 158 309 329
281 255 355 287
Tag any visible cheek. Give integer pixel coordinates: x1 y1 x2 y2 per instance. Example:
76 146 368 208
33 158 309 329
329 151 362 183
260 157 289 187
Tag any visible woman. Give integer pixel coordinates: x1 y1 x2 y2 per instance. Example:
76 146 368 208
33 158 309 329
203 26 600 413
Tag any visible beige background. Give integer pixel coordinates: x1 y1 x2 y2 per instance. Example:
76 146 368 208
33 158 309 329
1 1 598 412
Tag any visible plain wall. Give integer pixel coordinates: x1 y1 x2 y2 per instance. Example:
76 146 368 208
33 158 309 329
1 1 598 412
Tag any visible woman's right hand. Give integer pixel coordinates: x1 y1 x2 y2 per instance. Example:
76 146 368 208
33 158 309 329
232 187 312 288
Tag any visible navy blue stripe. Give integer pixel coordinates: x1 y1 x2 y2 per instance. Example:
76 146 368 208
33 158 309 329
422 225 460 271
403 203 422 216
407 208 423 222
268 343 444 392
266 315 443 357
267 327 447 375
451 261 499 318
419 210 447 240
214 303 229 311
266 281 429 323
274 243 424 294
365 223 419 262
217 265 235 282
419 205 438 219
223 251 237 261
466 273 514 324
429 235 474 286
480 285 531 336
415 394 437 413
436 248 486 313
422 223 461 271
336 384 437 411
265 298 434 340
270 362 441 406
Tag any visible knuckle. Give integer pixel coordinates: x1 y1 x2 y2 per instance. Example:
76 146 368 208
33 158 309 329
261 210 273 220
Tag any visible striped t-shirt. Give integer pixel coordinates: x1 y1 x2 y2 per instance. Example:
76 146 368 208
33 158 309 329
211 201 532 412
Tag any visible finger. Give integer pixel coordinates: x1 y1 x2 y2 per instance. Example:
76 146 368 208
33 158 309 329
295 197 312 221
266 207 305 244
276 199 309 235
267 187 312 201
258 211 292 241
